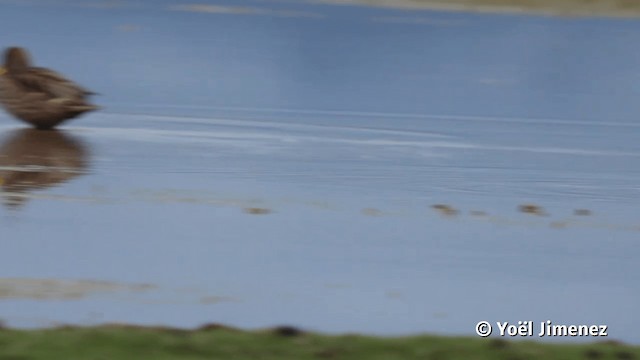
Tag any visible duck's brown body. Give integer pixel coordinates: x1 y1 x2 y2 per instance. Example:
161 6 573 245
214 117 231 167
0 47 98 129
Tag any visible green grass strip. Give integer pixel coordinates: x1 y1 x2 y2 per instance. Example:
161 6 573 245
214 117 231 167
0 324 638 360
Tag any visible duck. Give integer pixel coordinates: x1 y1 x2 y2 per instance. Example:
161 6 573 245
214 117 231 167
0 47 99 129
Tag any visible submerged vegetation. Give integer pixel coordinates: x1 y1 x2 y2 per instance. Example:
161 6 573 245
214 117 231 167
0 324 638 360
319 0 640 17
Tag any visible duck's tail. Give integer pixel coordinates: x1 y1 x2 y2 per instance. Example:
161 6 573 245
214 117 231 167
70 104 100 112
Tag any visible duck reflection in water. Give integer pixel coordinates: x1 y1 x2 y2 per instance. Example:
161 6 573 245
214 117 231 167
0 129 88 209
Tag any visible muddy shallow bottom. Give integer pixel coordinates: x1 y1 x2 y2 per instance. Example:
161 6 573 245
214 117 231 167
0 107 638 344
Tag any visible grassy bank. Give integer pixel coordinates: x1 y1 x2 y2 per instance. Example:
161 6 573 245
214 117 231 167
0 324 638 359
314 0 640 18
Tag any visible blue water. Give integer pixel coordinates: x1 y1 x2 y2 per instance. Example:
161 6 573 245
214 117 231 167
1 0 639 344
3 1 640 119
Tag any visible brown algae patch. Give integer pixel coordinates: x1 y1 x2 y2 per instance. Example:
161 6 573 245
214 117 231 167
469 210 488 217
550 221 569 229
199 295 241 305
323 283 351 289
518 204 546 216
361 207 383 217
311 0 640 18
243 207 273 215
385 290 403 299
431 204 458 216
0 278 156 300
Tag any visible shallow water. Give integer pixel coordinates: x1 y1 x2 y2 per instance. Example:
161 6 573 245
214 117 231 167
1 0 639 344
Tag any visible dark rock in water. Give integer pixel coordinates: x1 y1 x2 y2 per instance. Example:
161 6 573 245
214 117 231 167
518 203 546 216
431 204 458 216
0 47 99 129
574 208 592 216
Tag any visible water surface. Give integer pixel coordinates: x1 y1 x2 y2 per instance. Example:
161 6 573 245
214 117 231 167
0 0 639 344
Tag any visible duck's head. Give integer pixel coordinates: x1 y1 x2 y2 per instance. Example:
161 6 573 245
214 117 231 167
3 47 31 72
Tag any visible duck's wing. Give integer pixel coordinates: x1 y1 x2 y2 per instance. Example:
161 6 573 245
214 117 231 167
14 67 95 99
